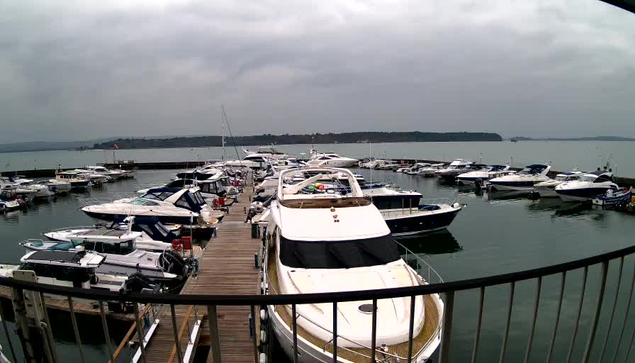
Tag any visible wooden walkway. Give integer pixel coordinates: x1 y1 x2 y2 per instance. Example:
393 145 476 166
142 190 261 363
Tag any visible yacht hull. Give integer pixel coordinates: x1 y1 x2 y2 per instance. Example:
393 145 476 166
83 210 195 225
488 181 537 191
556 187 614 202
382 205 462 236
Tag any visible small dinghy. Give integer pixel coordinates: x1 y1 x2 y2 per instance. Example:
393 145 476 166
592 187 632 207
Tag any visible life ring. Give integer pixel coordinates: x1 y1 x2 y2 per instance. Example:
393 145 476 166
172 239 182 251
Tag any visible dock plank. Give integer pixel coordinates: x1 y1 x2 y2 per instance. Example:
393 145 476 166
143 190 261 363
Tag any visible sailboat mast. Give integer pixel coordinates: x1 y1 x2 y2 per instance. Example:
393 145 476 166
221 120 226 161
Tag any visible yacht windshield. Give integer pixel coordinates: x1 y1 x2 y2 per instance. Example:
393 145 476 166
130 198 160 206
279 235 400 269
579 175 597 182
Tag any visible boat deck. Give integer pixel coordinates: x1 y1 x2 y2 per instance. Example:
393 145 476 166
142 190 261 363
267 246 442 362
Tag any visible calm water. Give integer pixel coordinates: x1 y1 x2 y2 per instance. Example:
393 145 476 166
1 169 634 362
2 140 634 176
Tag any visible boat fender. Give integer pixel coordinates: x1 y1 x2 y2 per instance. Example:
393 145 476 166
260 309 267 321
259 353 267 363
90 274 99 285
260 330 267 343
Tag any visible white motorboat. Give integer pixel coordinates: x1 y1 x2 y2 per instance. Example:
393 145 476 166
243 146 289 161
176 163 224 180
0 197 24 213
45 179 72 194
456 165 513 185
416 163 445 177
72 169 111 186
86 165 126 181
488 164 552 191
20 237 189 283
307 151 358 168
434 159 474 181
555 172 619 202
532 171 582 198
10 178 53 200
0 250 126 291
263 167 444 362
42 216 177 251
403 163 432 175
82 187 222 227
55 171 92 191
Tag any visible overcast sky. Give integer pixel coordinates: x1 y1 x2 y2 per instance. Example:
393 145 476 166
1 0 635 143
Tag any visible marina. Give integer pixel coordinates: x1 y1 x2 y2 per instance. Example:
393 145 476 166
0 150 635 362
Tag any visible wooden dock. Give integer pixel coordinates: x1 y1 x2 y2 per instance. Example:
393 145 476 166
142 190 262 363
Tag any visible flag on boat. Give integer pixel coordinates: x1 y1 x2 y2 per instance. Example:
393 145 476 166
114 143 119 149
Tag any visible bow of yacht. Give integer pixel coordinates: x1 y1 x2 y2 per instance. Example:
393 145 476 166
262 167 443 362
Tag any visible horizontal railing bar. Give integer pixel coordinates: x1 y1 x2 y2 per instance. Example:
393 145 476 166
2 244 635 305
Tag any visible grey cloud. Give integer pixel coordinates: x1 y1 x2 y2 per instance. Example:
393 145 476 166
1 0 635 143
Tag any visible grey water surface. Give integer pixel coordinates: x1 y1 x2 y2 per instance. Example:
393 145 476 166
0 169 634 362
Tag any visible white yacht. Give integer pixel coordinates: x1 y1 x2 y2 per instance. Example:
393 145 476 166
416 163 445 177
0 250 128 292
82 187 222 227
55 171 92 191
263 167 444 363
404 163 432 175
307 152 358 168
532 171 582 198
555 172 619 202
0 197 23 213
72 169 111 186
20 237 188 283
488 164 551 191
45 179 72 194
41 217 176 251
243 146 289 161
86 165 126 181
434 159 474 181
5 178 53 200
456 165 513 185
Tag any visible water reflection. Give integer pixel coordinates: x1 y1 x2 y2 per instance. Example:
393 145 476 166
395 230 462 255
486 190 531 201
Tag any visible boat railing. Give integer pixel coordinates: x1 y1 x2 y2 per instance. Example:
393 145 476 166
419 197 454 206
265 274 407 362
2 242 635 363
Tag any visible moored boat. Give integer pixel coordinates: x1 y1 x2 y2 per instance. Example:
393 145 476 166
262 167 444 362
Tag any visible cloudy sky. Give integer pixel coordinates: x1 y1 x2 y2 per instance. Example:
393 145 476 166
1 0 635 143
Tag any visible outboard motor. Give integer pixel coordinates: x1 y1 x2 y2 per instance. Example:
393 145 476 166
159 249 190 277
123 273 159 293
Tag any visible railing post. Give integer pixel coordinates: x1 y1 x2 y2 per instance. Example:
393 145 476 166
98 301 115 363
499 282 515 363
133 303 148 363
407 295 416 363
566 267 588 363
523 277 542 363
207 305 222 363
332 302 337 363
371 298 378 362
292 304 298 363
170 305 185 363
582 261 609 363
471 287 485 363
439 291 455 363
548 271 567 363
600 257 624 362
67 296 86 363
612 259 635 363
251 305 259 363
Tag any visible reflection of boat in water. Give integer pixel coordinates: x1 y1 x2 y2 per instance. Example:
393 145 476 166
525 198 566 213
486 190 531 201
395 230 462 255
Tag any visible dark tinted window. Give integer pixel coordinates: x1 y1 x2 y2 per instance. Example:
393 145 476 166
279 234 400 269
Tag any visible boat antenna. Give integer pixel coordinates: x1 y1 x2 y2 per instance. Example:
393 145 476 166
221 105 242 167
